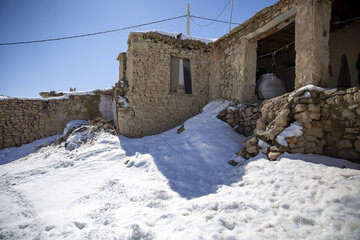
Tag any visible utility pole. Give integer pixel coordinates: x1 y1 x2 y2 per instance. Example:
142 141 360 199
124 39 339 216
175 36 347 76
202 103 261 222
229 0 234 32
187 4 190 36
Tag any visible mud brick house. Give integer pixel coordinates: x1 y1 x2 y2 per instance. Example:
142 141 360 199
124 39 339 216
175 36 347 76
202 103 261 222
115 0 359 136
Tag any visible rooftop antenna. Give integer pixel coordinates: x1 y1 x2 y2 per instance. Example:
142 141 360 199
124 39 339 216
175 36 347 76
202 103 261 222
187 3 190 35
229 0 234 32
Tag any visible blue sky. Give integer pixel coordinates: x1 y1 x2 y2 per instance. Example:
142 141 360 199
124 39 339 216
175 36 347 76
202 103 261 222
0 0 277 97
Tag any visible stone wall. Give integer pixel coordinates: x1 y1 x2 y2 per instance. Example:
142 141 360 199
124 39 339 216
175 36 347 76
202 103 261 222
217 102 261 137
219 87 360 163
0 92 114 149
117 32 211 137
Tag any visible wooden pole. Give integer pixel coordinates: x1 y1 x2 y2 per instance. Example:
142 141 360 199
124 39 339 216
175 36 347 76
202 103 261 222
229 0 234 32
187 4 190 36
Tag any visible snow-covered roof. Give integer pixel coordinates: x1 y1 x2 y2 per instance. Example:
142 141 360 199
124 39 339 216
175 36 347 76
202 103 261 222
138 30 215 45
0 88 113 101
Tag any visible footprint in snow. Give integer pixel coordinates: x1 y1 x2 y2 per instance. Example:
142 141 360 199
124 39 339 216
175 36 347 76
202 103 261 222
74 221 86 230
45 225 55 231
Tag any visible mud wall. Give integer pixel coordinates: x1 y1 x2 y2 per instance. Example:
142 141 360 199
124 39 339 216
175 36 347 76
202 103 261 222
117 32 211 137
0 93 114 149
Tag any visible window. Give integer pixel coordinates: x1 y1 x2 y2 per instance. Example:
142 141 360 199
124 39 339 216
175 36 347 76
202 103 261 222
170 57 192 94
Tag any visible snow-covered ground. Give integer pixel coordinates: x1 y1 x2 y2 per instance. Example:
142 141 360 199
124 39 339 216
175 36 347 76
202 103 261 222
0 100 359 240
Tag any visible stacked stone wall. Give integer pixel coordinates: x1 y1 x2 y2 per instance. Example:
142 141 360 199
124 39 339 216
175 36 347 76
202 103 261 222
217 102 261 137
219 87 360 163
0 94 106 149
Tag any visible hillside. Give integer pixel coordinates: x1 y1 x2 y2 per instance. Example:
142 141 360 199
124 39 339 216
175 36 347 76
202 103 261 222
0 100 359 239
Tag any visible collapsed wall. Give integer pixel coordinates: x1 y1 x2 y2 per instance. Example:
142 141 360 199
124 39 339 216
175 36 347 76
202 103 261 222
219 86 360 163
0 91 115 149
117 32 211 137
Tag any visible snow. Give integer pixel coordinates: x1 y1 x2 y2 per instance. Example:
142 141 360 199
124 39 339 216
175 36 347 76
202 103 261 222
0 89 112 101
1 100 360 239
99 95 115 121
227 103 244 111
258 139 271 149
63 120 88 135
65 126 94 151
299 91 311 98
139 30 215 44
118 96 129 108
276 122 303 146
288 85 327 100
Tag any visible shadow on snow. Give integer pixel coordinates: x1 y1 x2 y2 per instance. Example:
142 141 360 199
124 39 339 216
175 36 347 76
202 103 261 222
117 125 246 200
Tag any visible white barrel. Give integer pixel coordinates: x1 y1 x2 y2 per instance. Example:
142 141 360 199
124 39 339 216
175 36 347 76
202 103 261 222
257 73 287 100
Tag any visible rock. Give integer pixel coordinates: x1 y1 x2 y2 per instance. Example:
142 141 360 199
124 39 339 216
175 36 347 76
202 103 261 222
343 94 355 105
285 136 297 144
109 129 117 135
343 133 356 140
75 126 88 132
354 140 360 152
311 121 322 128
35 145 42 150
342 110 355 120
268 151 281 161
308 127 323 138
225 113 233 119
270 146 281 152
237 148 249 159
294 111 310 123
274 109 290 127
336 139 353 149
354 91 360 102
228 160 239 166
103 123 113 130
177 124 185 134
245 108 252 116
262 147 270 155
244 137 258 147
256 118 266 130
217 110 227 118
244 127 253 137
346 87 359 94
290 147 305 154
324 89 337 96
325 97 335 105
294 104 307 113
309 113 321 120
246 145 259 156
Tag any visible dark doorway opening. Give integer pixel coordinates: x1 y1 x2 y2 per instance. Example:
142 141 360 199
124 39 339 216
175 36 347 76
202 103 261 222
255 22 295 100
329 0 360 88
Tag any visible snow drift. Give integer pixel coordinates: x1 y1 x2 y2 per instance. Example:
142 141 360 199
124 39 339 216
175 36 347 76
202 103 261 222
0 100 359 240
